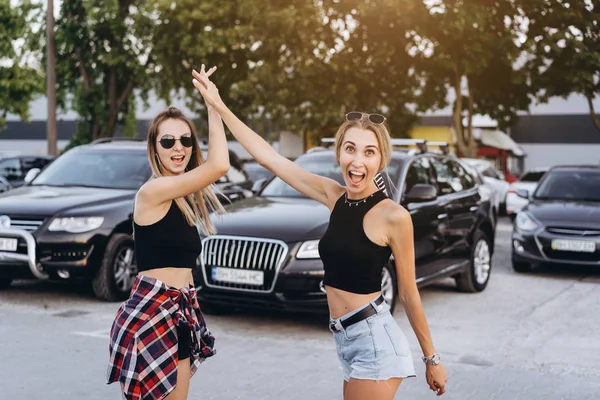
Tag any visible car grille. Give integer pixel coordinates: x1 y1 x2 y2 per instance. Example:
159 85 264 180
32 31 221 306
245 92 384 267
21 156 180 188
200 236 288 292
542 247 600 262
2 215 46 232
546 227 600 237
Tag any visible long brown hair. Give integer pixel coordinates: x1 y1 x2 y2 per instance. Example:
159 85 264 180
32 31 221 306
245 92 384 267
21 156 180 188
147 107 226 235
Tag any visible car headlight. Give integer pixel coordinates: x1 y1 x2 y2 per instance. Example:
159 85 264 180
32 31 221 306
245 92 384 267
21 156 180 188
48 217 104 233
296 240 320 259
515 212 540 232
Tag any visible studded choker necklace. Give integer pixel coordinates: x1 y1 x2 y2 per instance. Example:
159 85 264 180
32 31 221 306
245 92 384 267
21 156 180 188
344 192 376 206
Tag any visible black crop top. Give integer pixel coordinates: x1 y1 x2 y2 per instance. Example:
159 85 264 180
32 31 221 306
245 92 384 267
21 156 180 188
133 200 202 272
318 190 392 294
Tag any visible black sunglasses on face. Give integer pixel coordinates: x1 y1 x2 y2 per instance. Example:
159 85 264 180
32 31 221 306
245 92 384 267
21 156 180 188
158 134 194 149
345 111 387 125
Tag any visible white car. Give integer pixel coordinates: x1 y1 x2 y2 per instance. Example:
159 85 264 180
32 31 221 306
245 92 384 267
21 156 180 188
505 168 549 217
462 158 510 214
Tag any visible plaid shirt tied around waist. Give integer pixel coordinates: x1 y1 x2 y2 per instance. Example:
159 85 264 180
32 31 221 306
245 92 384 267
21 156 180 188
107 275 216 400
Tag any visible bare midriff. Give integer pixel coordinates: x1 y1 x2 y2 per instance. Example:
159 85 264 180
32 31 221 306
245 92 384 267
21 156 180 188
326 285 381 319
139 268 194 290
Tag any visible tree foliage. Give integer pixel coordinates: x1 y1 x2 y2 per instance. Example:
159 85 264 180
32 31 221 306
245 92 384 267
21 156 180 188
6 0 597 151
411 0 531 156
523 0 600 131
54 0 160 145
0 0 43 130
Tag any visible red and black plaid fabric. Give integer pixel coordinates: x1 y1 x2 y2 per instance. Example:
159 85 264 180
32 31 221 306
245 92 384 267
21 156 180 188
107 274 216 400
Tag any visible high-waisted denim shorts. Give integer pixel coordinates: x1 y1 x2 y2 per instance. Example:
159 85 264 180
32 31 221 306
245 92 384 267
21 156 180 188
329 296 417 382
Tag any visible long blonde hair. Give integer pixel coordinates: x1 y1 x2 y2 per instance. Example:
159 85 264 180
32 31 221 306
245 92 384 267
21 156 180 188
147 107 226 235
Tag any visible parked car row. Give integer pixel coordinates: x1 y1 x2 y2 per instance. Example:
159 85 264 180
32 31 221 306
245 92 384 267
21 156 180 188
6 135 587 314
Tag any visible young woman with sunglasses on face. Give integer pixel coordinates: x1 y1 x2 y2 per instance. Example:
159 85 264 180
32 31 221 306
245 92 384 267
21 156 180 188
107 65 229 400
192 69 448 399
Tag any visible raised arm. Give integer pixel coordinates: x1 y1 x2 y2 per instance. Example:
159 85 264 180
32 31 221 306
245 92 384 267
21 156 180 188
138 66 230 206
192 69 343 208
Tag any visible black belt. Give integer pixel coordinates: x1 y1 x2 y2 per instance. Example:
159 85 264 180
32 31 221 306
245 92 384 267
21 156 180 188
330 295 385 332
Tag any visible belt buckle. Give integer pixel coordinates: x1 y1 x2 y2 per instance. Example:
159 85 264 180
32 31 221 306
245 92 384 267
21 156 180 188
329 321 338 333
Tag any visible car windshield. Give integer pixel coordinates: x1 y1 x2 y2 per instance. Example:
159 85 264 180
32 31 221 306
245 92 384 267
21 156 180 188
260 154 405 198
244 162 274 182
31 148 151 190
533 169 600 202
520 171 546 182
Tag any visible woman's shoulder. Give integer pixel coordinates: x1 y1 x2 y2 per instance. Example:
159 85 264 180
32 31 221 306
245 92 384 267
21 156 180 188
377 198 411 225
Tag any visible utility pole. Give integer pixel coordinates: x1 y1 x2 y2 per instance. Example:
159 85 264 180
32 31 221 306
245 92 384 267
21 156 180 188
46 0 57 156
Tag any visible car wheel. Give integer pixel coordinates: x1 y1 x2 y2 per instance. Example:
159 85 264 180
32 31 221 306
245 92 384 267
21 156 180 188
381 262 397 313
455 230 492 293
92 233 137 301
0 277 13 289
512 260 533 273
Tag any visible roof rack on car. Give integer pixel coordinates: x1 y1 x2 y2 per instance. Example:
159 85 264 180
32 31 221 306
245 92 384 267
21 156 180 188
424 141 450 155
90 137 146 144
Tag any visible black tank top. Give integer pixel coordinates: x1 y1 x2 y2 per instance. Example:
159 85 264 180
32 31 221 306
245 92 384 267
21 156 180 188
318 190 392 294
133 200 202 272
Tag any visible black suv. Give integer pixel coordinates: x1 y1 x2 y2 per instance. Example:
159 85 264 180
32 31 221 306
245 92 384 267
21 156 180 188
195 139 497 314
0 138 253 300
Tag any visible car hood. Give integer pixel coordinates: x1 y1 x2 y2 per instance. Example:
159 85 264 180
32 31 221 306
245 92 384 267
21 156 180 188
210 196 331 243
510 181 538 191
0 185 135 216
526 200 600 229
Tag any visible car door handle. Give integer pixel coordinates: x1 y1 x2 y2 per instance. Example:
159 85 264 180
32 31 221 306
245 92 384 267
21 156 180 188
470 206 478 212
437 213 448 220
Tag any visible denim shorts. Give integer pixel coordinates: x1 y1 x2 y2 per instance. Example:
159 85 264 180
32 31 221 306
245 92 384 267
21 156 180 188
329 297 417 382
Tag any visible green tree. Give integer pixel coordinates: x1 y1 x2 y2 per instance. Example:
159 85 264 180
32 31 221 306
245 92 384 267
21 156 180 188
150 1 342 142
523 0 600 131
54 0 159 146
297 0 428 143
0 0 43 129
412 0 531 156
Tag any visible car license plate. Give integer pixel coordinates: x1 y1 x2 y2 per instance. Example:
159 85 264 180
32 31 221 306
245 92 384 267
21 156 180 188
0 238 17 252
211 266 264 286
551 239 596 253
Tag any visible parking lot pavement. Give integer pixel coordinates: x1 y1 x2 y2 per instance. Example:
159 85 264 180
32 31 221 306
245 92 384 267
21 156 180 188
2 217 600 400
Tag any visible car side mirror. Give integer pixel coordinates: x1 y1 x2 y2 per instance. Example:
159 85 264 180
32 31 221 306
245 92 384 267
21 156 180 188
24 168 41 184
516 189 529 199
251 178 267 194
404 183 437 203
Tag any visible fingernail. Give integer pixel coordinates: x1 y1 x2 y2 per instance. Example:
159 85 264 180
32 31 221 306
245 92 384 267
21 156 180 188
192 78 198 84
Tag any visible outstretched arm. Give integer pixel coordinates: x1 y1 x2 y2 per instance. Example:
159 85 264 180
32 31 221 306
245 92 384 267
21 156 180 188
387 206 448 396
192 69 343 208
138 66 229 206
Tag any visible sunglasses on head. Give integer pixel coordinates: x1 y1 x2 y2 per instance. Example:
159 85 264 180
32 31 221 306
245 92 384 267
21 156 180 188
345 111 387 125
158 134 194 149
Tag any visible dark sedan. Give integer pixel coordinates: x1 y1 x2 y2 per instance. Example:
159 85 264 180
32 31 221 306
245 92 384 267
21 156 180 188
195 144 496 315
511 165 600 272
